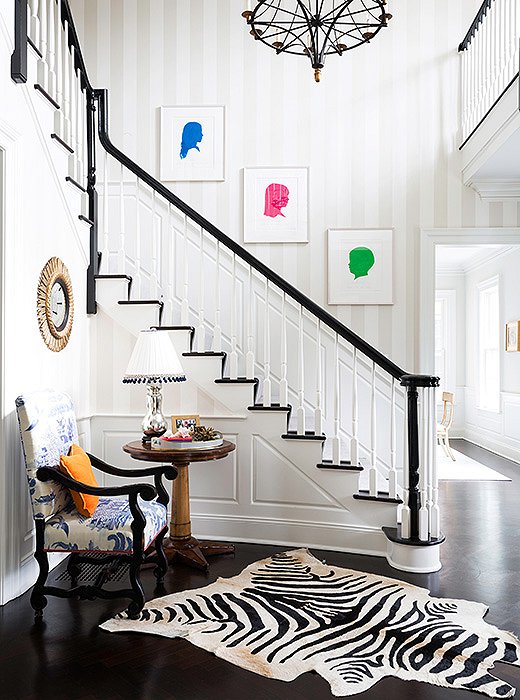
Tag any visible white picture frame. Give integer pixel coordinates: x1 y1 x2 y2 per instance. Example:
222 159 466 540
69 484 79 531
327 229 393 305
159 105 225 181
243 167 309 243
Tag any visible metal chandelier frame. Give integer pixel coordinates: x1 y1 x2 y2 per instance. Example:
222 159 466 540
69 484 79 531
242 0 392 81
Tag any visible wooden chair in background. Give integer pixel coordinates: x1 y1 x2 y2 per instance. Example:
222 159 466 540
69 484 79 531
437 391 455 461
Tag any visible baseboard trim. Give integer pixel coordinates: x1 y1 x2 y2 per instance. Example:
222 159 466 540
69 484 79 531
191 513 388 558
459 433 520 466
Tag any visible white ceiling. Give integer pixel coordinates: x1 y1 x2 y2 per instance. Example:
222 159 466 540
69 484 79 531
436 245 520 273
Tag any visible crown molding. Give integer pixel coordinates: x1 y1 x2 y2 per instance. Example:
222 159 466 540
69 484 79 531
470 179 520 202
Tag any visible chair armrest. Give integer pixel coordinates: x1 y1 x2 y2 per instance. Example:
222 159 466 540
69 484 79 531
36 467 157 501
86 452 177 481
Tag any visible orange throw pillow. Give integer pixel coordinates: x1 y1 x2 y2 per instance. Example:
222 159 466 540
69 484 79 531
59 444 99 517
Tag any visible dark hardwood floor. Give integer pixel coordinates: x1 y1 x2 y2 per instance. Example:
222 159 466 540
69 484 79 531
0 439 518 699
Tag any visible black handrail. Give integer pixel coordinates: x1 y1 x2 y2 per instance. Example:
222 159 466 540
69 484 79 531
94 88 406 380
459 0 494 52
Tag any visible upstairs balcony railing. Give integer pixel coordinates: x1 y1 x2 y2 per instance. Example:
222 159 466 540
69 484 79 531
459 0 520 146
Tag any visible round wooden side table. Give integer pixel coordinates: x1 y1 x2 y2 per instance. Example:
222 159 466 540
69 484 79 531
123 439 236 571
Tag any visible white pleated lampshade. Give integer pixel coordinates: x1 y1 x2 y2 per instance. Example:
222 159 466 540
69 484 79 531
122 329 186 384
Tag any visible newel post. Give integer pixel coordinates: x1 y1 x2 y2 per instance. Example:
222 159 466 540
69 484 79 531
400 374 440 541
11 0 28 83
86 88 98 314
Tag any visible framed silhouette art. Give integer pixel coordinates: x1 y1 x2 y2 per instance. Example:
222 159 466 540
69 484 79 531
328 229 393 305
243 167 309 243
159 106 224 181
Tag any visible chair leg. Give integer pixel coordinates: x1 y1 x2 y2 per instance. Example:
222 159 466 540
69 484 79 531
67 553 81 587
445 432 456 461
31 523 49 619
153 526 169 584
126 552 145 620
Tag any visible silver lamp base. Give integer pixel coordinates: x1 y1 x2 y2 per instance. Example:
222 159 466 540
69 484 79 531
142 384 167 444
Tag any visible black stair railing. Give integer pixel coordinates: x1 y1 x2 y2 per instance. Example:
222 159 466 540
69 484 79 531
11 0 441 549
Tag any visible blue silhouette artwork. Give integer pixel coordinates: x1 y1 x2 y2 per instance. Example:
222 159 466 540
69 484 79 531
179 121 203 159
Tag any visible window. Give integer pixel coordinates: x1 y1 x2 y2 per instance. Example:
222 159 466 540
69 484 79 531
434 290 456 399
478 277 500 412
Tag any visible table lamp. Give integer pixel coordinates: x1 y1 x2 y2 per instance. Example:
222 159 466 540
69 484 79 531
123 328 186 443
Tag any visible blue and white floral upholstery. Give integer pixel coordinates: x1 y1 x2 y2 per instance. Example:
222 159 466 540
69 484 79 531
45 497 167 552
16 390 76 519
16 389 167 554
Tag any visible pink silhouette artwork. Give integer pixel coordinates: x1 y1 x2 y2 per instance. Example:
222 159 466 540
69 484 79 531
264 183 289 218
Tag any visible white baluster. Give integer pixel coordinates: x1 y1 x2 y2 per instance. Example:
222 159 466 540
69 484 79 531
37 0 48 91
134 179 142 296
262 279 272 406
401 392 411 539
180 214 190 325
61 19 70 145
418 387 429 541
229 253 239 379
279 292 288 407
350 347 359 467
369 363 377 497
430 386 440 538
67 48 76 179
118 164 125 273
47 0 56 99
29 0 40 48
245 266 255 379
166 203 175 324
75 81 83 184
212 242 222 352
196 227 205 353
54 0 63 138
388 378 397 499
331 334 340 463
296 306 305 434
101 149 109 269
314 319 322 435
150 190 159 297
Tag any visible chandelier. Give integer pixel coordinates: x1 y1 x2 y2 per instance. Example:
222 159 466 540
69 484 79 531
242 1 392 82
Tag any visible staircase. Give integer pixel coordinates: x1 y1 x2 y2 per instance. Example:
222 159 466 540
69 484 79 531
11 0 443 573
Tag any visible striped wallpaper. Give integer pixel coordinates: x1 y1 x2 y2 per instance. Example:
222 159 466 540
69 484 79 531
69 0 515 372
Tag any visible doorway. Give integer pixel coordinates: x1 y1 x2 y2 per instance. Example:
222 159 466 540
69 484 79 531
421 228 520 470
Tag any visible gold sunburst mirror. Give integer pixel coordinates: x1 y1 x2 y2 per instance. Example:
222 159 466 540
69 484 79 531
36 257 74 352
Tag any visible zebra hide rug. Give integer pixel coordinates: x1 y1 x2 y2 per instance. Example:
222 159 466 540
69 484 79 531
101 549 520 698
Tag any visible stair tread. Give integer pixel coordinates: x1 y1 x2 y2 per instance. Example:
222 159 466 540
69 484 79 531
183 352 226 357
78 214 94 226
353 491 402 504
118 299 163 306
34 83 60 110
215 377 258 383
51 132 74 154
317 460 363 471
151 325 195 331
95 274 132 280
65 175 87 193
282 431 326 441
248 404 291 411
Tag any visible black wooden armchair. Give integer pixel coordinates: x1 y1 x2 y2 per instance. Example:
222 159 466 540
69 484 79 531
16 390 177 620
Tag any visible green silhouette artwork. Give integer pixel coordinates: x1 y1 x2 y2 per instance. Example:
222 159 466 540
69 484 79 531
348 246 375 280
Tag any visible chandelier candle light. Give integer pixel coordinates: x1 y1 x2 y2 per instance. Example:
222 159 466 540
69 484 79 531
123 329 186 444
242 1 392 82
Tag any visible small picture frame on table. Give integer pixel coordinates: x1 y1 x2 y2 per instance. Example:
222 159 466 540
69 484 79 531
505 321 520 352
171 415 200 433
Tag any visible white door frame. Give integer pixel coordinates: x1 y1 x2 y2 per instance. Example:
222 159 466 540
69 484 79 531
419 228 520 375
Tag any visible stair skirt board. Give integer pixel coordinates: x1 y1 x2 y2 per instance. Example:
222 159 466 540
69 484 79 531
190 515 389 559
